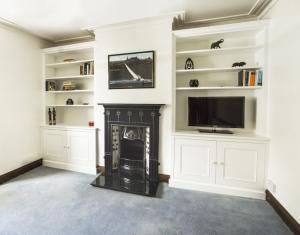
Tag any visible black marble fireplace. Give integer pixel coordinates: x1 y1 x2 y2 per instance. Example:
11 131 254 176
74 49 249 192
91 104 164 196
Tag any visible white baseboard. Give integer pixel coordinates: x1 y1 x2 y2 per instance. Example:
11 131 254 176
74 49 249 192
43 160 97 175
169 178 265 200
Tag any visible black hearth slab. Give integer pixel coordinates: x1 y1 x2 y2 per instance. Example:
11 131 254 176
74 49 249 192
91 173 159 197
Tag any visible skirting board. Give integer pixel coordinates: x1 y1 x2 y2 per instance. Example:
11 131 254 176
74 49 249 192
0 158 42 185
43 160 97 175
169 179 265 200
266 190 300 234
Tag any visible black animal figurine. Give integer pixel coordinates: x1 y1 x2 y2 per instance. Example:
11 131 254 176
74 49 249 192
185 58 194 70
232 62 247 67
211 39 224 49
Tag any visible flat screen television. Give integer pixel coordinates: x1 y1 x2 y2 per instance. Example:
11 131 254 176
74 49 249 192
188 96 245 129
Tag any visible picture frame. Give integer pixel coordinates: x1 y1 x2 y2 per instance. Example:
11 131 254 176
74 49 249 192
108 50 155 89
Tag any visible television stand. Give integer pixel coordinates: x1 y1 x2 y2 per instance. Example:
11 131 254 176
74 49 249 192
198 129 233 134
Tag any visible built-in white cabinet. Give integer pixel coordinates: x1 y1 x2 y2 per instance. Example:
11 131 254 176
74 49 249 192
174 139 216 184
216 141 266 190
43 129 67 162
170 134 268 199
41 126 97 174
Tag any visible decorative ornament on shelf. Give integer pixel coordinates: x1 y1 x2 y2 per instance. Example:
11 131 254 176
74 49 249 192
185 58 194 70
46 81 56 91
63 58 75 62
232 62 247 67
189 79 199 87
48 108 52 125
52 108 56 125
210 39 224 49
66 98 74 105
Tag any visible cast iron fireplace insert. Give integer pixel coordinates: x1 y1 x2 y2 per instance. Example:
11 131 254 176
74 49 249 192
91 104 164 196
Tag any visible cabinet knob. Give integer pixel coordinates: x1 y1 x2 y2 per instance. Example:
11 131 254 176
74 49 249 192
219 162 225 166
213 161 218 165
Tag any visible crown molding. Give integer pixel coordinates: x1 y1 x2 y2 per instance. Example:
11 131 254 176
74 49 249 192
173 0 277 30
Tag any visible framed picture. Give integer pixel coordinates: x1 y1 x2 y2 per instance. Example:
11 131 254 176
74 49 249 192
108 51 154 89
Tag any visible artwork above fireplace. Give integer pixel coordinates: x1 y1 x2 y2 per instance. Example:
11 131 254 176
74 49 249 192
91 103 164 196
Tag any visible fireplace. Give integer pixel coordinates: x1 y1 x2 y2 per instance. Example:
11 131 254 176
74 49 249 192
91 104 164 196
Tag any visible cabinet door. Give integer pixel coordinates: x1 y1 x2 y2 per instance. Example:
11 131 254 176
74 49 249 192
216 141 266 190
67 131 93 166
43 130 67 162
174 138 217 184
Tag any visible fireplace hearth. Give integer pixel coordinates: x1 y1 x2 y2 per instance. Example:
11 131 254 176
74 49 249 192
91 104 164 196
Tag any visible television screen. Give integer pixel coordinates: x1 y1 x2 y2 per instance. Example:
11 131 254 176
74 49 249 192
188 97 245 128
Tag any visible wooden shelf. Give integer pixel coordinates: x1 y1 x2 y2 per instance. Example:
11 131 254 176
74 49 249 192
176 86 263 91
46 90 94 94
46 59 93 68
45 75 94 80
176 45 263 57
176 66 262 74
46 105 94 107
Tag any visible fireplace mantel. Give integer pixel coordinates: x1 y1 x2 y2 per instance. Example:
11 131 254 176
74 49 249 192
92 103 164 196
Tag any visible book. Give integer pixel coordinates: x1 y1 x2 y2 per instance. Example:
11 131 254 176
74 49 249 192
250 71 256 86
257 70 263 86
245 71 250 86
80 65 83 75
238 71 244 86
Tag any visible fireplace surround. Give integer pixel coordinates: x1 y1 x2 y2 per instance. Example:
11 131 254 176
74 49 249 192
91 104 164 196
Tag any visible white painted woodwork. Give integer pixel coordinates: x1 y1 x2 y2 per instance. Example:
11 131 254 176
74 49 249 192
174 138 216 184
67 131 91 166
42 42 95 128
41 127 97 174
216 141 265 190
173 20 269 136
43 129 67 162
170 134 268 199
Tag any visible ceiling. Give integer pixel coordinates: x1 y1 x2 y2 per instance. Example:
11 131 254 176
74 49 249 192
0 0 262 42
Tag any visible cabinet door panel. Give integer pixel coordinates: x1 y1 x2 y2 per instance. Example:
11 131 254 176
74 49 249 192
67 131 91 165
216 141 265 190
43 130 67 162
174 138 216 184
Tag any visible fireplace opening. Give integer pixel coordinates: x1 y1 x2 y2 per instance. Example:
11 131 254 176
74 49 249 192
112 125 150 187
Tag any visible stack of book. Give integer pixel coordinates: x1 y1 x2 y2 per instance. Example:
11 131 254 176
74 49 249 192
62 81 76 91
238 70 263 87
80 61 94 75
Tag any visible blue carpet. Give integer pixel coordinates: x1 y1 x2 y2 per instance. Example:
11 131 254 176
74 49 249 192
0 167 291 235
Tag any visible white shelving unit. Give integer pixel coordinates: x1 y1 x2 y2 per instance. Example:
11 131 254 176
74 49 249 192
176 86 262 91
45 75 94 80
176 45 263 57
46 59 94 68
46 90 94 94
176 66 262 74
41 42 97 175
170 21 270 199
42 42 95 128
173 20 269 135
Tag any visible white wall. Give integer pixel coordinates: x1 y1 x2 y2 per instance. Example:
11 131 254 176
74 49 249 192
0 23 47 175
94 17 173 174
265 0 300 223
